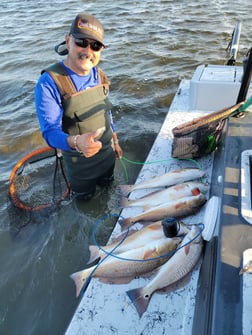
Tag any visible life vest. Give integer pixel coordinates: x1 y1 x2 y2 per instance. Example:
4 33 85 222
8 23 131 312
42 63 113 149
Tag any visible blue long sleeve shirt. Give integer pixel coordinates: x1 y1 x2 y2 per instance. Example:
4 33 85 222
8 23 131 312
35 62 115 151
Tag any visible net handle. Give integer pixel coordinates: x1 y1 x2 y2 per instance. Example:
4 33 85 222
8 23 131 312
172 102 243 135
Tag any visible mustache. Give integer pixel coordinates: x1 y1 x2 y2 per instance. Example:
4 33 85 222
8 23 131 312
79 53 93 61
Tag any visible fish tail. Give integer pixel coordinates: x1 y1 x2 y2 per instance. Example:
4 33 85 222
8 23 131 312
126 287 151 318
118 184 133 195
119 217 133 230
87 245 101 264
119 197 130 208
70 270 89 297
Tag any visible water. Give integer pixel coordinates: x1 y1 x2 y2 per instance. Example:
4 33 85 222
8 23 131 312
0 1 251 334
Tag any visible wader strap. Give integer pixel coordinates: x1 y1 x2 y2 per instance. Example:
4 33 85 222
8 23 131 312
43 63 77 100
97 68 110 86
42 63 110 101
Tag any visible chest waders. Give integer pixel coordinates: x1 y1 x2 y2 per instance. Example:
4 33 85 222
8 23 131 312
43 63 116 194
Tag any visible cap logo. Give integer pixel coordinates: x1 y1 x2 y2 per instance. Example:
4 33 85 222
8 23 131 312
77 19 103 36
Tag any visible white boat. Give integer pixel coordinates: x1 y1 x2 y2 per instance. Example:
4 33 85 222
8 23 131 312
65 23 252 335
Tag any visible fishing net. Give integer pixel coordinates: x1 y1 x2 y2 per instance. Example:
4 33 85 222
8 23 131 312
9 147 70 211
171 102 244 159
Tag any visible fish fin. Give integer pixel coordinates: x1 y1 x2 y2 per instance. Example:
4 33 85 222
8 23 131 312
118 184 134 195
111 229 137 244
119 217 133 230
119 197 130 208
184 244 190 255
70 270 89 298
87 245 101 264
126 287 151 318
141 267 160 278
143 247 156 259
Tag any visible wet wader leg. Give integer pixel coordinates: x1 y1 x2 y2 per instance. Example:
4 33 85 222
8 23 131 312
96 162 115 187
71 179 97 200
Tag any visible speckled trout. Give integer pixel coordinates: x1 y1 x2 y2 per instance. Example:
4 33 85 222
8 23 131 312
126 225 203 317
88 221 190 264
119 193 206 230
120 181 209 210
119 168 205 195
70 237 181 297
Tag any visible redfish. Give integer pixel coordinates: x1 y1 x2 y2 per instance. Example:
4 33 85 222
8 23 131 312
70 237 181 297
119 168 205 195
119 193 206 230
126 225 203 317
88 221 165 264
88 221 190 264
119 181 208 210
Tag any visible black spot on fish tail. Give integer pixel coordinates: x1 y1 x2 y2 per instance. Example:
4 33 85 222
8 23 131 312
126 287 151 318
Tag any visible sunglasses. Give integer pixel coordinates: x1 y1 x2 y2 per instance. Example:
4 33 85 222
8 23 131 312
73 38 104 52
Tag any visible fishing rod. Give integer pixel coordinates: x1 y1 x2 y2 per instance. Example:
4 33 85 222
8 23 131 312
226 21 242 66
234 47 252 118
236 47 252 104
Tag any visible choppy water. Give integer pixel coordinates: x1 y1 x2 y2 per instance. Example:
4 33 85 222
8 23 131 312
0 1 251 334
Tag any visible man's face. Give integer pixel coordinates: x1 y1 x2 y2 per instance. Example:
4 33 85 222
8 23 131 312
65 34 103 75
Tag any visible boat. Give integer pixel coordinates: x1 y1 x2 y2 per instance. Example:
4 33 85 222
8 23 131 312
65 23 252 335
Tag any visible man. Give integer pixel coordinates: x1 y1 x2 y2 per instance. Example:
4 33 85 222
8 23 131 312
35 13 123 200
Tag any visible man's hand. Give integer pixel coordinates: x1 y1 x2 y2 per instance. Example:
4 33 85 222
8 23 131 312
75 129 103 157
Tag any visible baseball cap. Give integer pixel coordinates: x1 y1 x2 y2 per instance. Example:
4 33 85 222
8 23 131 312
70 13 105 45
55 13 105 56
